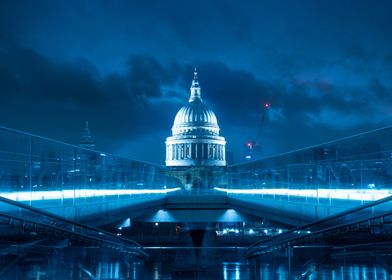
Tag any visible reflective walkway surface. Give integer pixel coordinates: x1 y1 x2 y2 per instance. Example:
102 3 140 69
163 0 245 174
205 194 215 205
2 247 392 279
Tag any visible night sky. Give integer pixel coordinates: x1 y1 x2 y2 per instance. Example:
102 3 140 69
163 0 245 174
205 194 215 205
0 0 391 164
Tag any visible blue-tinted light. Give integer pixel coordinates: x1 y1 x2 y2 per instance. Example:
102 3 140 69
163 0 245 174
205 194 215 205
214 187 392 201
0 187 181 201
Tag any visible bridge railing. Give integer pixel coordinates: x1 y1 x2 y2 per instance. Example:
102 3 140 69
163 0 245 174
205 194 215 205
247 193 392 257
0 126 182 204
226 126 392 202
0 195 149 258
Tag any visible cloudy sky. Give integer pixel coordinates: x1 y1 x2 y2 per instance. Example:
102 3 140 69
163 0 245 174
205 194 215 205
0 0 391 163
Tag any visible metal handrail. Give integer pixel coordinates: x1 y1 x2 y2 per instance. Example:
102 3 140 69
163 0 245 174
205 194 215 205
248 194 392 251
0 195 148 257
247 209 392 257
0 211 148 257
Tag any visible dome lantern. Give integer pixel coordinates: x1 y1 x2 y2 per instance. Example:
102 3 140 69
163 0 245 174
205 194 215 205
189 68 202 102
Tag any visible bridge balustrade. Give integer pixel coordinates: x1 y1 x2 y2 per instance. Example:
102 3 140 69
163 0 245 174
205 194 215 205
225 126 392 204
0 126 181 206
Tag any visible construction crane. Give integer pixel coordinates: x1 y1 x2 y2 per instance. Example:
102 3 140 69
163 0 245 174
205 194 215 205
244 102 270 160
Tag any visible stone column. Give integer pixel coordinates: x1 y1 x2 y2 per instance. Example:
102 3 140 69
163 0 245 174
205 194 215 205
195 143 198 159
220 145 223 160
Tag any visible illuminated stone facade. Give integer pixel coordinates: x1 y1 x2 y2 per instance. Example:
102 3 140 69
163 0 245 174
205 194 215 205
165 70 226 167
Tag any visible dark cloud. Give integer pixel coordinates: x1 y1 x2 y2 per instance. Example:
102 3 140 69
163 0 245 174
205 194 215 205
0 40 181 162
0 0 391 163
368 78 391 101
128 55 172 98
192 62 390 156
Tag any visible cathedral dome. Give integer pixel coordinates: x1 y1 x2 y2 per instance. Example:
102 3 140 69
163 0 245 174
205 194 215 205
165 68 226 167
172 99 219 135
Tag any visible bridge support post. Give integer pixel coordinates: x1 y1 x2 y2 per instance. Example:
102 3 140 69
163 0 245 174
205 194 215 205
287 244 293 280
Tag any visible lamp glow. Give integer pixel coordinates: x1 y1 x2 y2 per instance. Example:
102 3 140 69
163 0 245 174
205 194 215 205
214 187 392 201
0 188 181 201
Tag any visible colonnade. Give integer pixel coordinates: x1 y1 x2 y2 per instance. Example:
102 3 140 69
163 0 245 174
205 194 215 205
166 143 225 161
